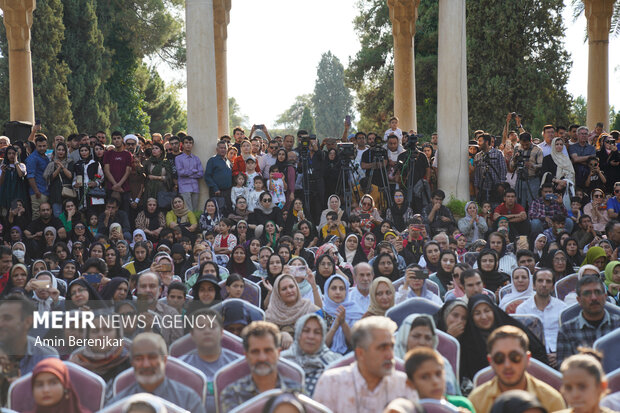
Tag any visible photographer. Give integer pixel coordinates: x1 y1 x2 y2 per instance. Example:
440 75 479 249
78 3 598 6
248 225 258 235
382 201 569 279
474 133 507 205
528 183 573 234
360 132 388 189
501 112 525 146
509 132 543 208
395 135 430 213
297 131 325 223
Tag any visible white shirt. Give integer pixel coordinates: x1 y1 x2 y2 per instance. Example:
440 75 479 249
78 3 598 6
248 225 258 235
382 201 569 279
349 287 371 312
258 153 276 179
538 140 569 157
314 362 418 413
515 295 567 352
383 128 403 145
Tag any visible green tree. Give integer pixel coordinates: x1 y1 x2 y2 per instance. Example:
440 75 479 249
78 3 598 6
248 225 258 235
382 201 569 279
312 51 352 138
135 64 186 134
611 112 620 131
569 95 587 126
229 97 249 132
299 105 316 135
275 94 314 131
61 0 111 133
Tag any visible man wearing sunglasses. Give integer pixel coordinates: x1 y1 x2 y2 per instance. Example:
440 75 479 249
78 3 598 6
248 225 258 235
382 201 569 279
606 182 620 220
468 325 565 413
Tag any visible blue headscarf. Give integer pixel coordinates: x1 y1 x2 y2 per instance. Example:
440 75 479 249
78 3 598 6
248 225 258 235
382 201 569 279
323 274 365 354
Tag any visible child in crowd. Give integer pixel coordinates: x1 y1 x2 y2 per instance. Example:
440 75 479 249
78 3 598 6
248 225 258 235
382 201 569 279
213 218 237 258
247 175 265 213
568 196 583 223
230 173 248 207
244 156 260 189
267 165 287 209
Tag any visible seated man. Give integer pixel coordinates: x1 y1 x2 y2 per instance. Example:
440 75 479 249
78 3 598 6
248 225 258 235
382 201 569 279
556 275 620 367
421 190 456 236
493 188 529 236
320 211 346 241
0 294 58 375
528 183 573 234
313 316 418 412
105 332 205 413
445 269 495 302
468 325 565 413
178 309 241 413
349 263 374 312
219 321 302 413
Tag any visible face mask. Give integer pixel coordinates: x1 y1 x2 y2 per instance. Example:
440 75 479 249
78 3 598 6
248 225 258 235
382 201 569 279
13 250 25 260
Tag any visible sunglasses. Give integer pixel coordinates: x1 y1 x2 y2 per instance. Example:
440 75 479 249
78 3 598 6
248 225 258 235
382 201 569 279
492 350 524 365
593 194 604 198
262 198 272 203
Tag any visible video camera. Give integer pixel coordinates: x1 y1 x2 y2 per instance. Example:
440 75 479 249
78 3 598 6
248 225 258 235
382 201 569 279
337 142 356 160
297 131 316 156
370 135 387 158
513 149 530 169
404 132 422 151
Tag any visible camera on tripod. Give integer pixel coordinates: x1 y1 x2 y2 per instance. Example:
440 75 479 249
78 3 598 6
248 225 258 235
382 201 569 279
337 142 356 160
513 149 529 169
404 132 422 151
370 137 387 158
298 131 316 156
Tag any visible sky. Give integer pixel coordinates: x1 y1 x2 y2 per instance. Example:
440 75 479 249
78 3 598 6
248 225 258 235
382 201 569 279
159 0 620 127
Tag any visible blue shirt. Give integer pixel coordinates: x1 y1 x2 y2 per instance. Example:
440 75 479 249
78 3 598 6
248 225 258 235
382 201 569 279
204 155 232 192
25 151 50 195
607 197 620 214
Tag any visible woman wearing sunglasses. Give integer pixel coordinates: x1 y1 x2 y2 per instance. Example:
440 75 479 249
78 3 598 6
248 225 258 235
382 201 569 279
248 191 284 238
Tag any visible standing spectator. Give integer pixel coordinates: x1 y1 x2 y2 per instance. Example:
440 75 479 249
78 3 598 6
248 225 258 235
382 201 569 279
259 138 279 180
143 142 174 202
43 143 74 217
175 135 203 212
204 140 233 211
556 275 620 367
103 132 133 210
598 135 620 193
72 144 104 212
0 146 27 214
474 133 506 205
606 182 620 220
26 135 50 219
509 132 543 208
569 126 596 188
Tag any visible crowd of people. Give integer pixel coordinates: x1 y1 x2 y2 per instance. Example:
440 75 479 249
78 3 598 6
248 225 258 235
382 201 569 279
0 115 619 413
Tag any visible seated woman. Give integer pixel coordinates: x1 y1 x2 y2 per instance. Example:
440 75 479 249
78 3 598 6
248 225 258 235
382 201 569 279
458 294 548 382
476 249 510 295
313 253 337 291
281 314 342 396
123 241 152 276
581 246 608 272
298 220 319 248
338 234 366 266
363 276 395 317
186 274 222 313
69 311 130 385
419 241 441 273
498 266 534 310
166 196 198 240
435 299 468 339
30 270 64 312
104 246 131 280
562 237 584 270
322 274 364 354
394 314 460 395
224 273 245 299
604 261 620 305
226 245 259 281
430 250 458 299
264 274 319 339
199 198 222 233
542 249 572 282
28 358 91 413
354 194 382 232
371 252 400 281
133 197 166 241
317 195 345 230
100 277 130 304
396 264 442 305
66 278 105 311
284 198 309 235
583 188 609 234
458 201 488 245
288 256 322 306
385 189 415 233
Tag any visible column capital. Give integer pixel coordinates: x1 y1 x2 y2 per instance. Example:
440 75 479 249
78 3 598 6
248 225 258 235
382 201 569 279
0 0 36 50
583 0 614 43
387 0 420 47
213 0 231 44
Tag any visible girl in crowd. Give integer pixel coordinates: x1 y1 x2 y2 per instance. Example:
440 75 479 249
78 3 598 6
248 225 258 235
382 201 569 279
435 299 468 339
363 276 395 317
288 256 322 306
187 274 222 313
264 274 319 337
226 245 258 280
386 189 415 233
298 220 319 248
27 358 91 413
224 273 245 299
476 249 510 294
396 264 443 305
394 313 460 395
339 234 366 266
360 232 376 260
559 352 613 413
228 196 251 226
281 314 341 396
458 294 548 382
458 201 488 245
284 198 308 235
43 142 74 217
562 237 584 270
134 198 166 242
498 266 534 310
322 274 364 354
124 241 152 276
430 250 458 299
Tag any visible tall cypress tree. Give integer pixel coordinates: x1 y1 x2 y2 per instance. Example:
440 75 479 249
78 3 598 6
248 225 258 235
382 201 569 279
0 0 76 137
61 0 111 134
299 105 316 135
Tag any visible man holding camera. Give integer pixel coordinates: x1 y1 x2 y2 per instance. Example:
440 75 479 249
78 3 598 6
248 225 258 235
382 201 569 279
528 183 573 234
509 132 543 208
474 133 506 204
396 135 429 212
297 131 325 223
361 133 389 198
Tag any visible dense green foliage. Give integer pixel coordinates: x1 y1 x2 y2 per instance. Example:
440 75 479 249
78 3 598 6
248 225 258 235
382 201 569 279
312 52 353 138
299 105 316 135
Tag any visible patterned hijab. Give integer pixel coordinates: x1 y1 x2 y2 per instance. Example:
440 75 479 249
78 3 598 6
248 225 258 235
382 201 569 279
366 276 396 316
264 274 319 328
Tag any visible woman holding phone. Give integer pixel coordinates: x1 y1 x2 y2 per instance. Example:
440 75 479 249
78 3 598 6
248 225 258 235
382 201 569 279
287 256 322 306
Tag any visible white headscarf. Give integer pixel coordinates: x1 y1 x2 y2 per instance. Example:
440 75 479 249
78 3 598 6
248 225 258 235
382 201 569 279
499 266 534 310
550 137 575 182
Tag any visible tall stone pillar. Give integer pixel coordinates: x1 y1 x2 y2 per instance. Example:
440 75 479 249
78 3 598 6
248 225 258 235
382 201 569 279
583 0 614 131
0 0 36 124
387 0 419 132
186 0 218 207
437 0 469 201
213 0 231 137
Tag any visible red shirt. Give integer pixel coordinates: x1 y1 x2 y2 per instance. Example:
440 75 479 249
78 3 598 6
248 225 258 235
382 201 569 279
494 202 525 216
232 156 260 176
103 149 133 191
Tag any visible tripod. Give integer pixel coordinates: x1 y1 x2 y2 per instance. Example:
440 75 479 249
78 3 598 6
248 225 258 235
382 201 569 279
366 152 393 210
399 149 419 207
336 159 361 217
299 150 312 214
476 152 501 205
513 166 535 210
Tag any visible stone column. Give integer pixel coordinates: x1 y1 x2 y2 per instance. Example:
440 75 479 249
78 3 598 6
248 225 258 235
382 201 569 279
0 0 36 124
186 0 218 207
387 0 419 132
437 0 469 201
213 0 231 137
583 0 614 131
